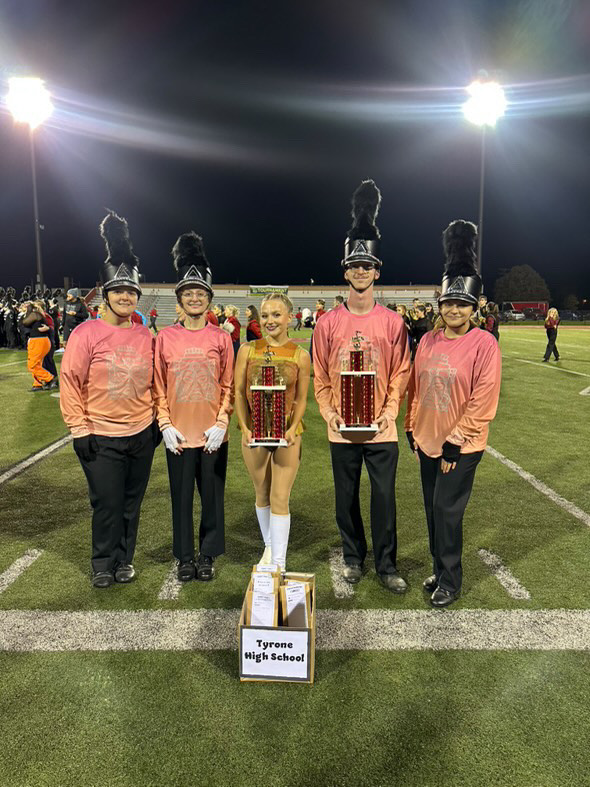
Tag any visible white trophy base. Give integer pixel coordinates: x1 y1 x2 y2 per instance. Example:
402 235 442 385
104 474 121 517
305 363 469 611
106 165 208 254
248 439 288 448
339 424 379 433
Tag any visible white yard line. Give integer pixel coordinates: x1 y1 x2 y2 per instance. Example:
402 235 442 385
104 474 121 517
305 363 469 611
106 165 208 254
328 548 355 599
486 446 590 527
477 549 531 600
0 435 72 486
1 608 590 651
513 359 590 377
579 385 590 396
0 359 27 367
0 550 44 594
157 564 184 600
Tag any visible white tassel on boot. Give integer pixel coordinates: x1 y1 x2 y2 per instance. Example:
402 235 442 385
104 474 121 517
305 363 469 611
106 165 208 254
270 512 291 572
255 505 272 566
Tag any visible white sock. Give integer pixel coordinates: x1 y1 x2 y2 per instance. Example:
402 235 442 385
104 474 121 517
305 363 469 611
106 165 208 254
255 505 271 547
270 512 290 571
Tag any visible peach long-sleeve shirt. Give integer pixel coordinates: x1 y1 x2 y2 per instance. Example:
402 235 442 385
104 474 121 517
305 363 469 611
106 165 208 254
60 320 155 438
153 322 234 448
313 303 411 443
405 327 502 458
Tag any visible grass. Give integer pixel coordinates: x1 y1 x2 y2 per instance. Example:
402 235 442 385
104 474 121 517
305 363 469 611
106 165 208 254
0 324 589 786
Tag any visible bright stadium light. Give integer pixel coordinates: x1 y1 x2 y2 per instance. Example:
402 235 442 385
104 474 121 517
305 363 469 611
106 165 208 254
462 78 506 278
6 77 54 129
5 77 54 291
462 80 506 127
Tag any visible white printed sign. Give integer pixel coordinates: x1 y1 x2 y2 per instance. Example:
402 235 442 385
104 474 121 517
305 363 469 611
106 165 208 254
240 627 310 681
250 592 276 626
252 574 274 594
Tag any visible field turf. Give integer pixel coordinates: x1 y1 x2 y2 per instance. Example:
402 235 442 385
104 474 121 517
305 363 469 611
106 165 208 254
0 325 589 787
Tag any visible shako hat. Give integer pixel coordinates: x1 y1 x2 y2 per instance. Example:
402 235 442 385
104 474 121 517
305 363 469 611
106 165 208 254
99 210 142 295
172 232 213 296
342 179 382 268
439 220 482 306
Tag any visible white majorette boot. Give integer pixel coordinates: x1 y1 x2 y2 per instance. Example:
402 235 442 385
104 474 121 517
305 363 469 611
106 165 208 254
270 512 290 572
256 505 272 566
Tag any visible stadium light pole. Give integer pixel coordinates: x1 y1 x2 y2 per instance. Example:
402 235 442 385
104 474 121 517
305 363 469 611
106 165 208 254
5 77 54 292
462 79 506 279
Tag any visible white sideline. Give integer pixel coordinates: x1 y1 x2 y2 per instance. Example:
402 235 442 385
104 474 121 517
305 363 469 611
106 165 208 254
514 358 590 378
477 549 531 600
0 435 72 486
579 385 590 396
0 359 27 368
0 550 44 594
1 608 590 651
329 548 355 599
486 446 590 528
157 564 183 600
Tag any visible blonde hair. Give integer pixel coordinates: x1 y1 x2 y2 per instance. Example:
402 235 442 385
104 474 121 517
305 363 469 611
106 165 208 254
547 308 559 321
225 304 240 317
32 300 46 314
260 292 294 314
97 302 107 318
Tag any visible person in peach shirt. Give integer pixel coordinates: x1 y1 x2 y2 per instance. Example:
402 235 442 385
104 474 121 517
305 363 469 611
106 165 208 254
405 220 502 608
60 212 157 588
153 232 233 583
313 181 411 593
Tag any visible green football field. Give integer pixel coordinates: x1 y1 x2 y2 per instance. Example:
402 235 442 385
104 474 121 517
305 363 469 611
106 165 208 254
0 325 589 787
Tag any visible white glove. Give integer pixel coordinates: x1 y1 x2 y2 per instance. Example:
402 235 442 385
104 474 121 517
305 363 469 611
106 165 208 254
162 426 186 455
204 424 226 453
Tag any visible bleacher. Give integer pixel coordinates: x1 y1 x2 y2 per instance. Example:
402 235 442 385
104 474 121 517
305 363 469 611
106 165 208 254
88 283 439 328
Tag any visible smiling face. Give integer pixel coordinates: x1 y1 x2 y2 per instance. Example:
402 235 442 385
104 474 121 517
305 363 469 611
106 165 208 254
106 286 138 318
439 299 474 330
178 286 211 317
260 298 291 341
344 262 380 292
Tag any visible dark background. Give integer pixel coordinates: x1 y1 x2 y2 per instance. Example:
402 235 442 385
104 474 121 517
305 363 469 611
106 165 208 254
1 0 589 302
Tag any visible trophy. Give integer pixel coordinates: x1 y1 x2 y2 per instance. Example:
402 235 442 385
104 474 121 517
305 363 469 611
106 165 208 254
249 349 288 447
339 331 377 432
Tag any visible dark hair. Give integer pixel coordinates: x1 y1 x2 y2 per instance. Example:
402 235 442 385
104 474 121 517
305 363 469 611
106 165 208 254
334 295 344 304
246 304 260 323
386 302 397 311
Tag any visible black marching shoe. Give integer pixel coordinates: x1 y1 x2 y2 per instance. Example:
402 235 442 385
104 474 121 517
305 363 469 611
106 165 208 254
196 554 215 581
342 563 363 584
422 574 437 593
430 587 459 608
177 560 196 582
114 563 136 583
379 571 408 594
92 571 114 589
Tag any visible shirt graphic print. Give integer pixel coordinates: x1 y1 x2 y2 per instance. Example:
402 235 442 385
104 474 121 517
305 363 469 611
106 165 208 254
170 346 218 404
107 345 152 400
420 353 457 413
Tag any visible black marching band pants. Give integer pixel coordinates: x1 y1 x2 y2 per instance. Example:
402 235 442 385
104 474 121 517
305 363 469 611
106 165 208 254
166 442 228 563
78 424 156 573
544 330 559 361
330 441 399 576
418 448 483 594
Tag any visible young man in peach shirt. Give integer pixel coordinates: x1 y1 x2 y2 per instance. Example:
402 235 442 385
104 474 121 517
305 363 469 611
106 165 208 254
153 232 233 582
313 181 411 593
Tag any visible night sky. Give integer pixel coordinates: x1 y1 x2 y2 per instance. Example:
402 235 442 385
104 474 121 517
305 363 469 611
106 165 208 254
1 0 590 302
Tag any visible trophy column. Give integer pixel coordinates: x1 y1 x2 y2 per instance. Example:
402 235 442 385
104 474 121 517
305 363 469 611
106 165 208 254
249 359 287 447
339 338 377 432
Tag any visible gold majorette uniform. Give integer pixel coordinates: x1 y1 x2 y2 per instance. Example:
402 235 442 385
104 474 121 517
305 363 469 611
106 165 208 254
244 339 304 436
